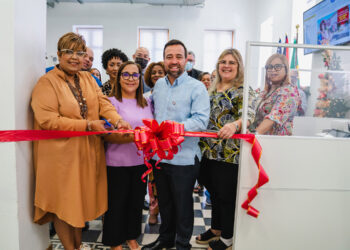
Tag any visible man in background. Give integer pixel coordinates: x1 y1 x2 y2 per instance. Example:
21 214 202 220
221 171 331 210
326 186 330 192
82 47 94 71
186 51 202 80
133 47 151 93
82 47 102 87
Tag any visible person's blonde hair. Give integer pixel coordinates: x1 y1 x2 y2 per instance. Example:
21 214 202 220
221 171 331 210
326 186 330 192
57 32 86 55
264 53 291 93
209 48 244 94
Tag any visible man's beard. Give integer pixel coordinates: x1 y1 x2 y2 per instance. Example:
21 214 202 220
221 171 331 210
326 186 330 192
166 65 184 79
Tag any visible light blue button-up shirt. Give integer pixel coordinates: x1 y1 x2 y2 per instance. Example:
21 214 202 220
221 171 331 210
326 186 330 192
152 71 210 165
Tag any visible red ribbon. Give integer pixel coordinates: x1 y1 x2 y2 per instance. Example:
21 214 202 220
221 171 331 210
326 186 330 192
0 119 268 218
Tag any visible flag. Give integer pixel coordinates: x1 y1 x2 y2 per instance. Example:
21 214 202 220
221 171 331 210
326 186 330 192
290 38 300 88
277 38 282 54
282 34 289 61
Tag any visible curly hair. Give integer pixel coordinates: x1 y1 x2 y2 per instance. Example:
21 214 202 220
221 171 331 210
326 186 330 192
101 48 129 70
144 62 165 88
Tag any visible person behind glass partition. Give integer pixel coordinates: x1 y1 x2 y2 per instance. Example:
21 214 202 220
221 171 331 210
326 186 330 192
251 53 301 135
197 48 256 250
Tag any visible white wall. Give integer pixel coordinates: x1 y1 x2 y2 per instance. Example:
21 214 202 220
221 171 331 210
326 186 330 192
235 136 350 250
46 0 258 81
0 0 49 249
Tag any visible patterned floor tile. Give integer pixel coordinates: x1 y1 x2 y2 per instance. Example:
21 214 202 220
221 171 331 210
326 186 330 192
51 192 210 249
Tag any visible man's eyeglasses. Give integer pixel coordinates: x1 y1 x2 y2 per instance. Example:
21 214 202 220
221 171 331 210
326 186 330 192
265 64 285 72
121 72 140 80
60 49 86 58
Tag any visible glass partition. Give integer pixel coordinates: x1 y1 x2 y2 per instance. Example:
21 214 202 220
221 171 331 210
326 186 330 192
242 42 350 138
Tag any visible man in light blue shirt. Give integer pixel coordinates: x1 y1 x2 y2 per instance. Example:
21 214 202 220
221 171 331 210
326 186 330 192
142 40 209 250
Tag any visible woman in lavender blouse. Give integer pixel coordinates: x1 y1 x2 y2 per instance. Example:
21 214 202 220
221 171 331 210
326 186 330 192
102 61 154 250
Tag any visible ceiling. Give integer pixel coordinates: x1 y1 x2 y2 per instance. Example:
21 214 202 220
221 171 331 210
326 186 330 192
47 0 205 8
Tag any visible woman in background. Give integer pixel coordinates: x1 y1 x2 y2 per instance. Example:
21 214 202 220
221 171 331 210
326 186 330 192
101 48 128 96
143 61 166 225
31 32 129 250
197 49 255 250
251 53 300 135
143 61 165 98
199 72 212 90
102 61 154 250
90 67 101 81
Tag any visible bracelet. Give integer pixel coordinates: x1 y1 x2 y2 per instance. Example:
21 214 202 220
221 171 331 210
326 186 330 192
233 122 240 132
86 120 92 131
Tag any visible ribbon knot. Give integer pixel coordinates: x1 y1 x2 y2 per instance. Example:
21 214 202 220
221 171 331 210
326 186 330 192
134 119 185 182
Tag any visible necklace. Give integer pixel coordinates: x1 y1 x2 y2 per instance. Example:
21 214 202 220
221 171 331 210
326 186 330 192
65 74 88 119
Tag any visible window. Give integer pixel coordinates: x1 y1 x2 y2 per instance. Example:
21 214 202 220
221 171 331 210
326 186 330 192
138 28 169 63
203 30 234 72
73 25 103 73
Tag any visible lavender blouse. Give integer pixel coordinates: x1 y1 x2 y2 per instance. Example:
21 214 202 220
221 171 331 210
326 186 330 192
105 97 154 167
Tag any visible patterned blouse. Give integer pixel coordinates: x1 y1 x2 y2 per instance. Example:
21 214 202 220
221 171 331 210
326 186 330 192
251 83 301 135
199 86 256 164
101 80 112 96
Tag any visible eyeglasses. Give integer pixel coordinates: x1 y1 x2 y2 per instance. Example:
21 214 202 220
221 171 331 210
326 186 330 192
265 64 285 71
60 49 87 58
121 72 140 80
218 60 238 66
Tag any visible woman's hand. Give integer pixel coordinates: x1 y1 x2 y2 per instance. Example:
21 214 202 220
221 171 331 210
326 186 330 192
116 119 132 130
217 122 239 139
89 120 107 131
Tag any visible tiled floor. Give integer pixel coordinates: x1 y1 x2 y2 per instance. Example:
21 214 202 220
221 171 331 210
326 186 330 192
51 192 211 249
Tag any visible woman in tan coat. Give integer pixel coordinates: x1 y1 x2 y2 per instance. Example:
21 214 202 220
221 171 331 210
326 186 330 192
31 32 130 250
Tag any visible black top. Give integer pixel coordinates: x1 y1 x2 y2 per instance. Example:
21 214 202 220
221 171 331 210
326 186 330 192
187 68 202 80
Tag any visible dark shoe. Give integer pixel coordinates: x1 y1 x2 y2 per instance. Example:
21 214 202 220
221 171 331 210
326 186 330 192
195 229 220 244
143 200 149 210
82 222 89 231
141 239 174 250
208 239 232 250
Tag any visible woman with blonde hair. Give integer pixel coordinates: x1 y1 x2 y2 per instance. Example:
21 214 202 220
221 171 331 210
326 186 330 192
31 32 130 250
197 48 255 250
251 53 301 135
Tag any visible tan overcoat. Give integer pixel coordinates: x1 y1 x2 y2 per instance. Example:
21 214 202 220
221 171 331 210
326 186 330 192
31 66 121 227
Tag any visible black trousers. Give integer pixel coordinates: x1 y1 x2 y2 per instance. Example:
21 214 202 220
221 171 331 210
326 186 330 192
154 157 199 250
198 157 239 239
102 165 147 246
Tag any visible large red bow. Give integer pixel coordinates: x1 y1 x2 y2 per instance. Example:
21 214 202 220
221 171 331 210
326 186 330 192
133 119 185 181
